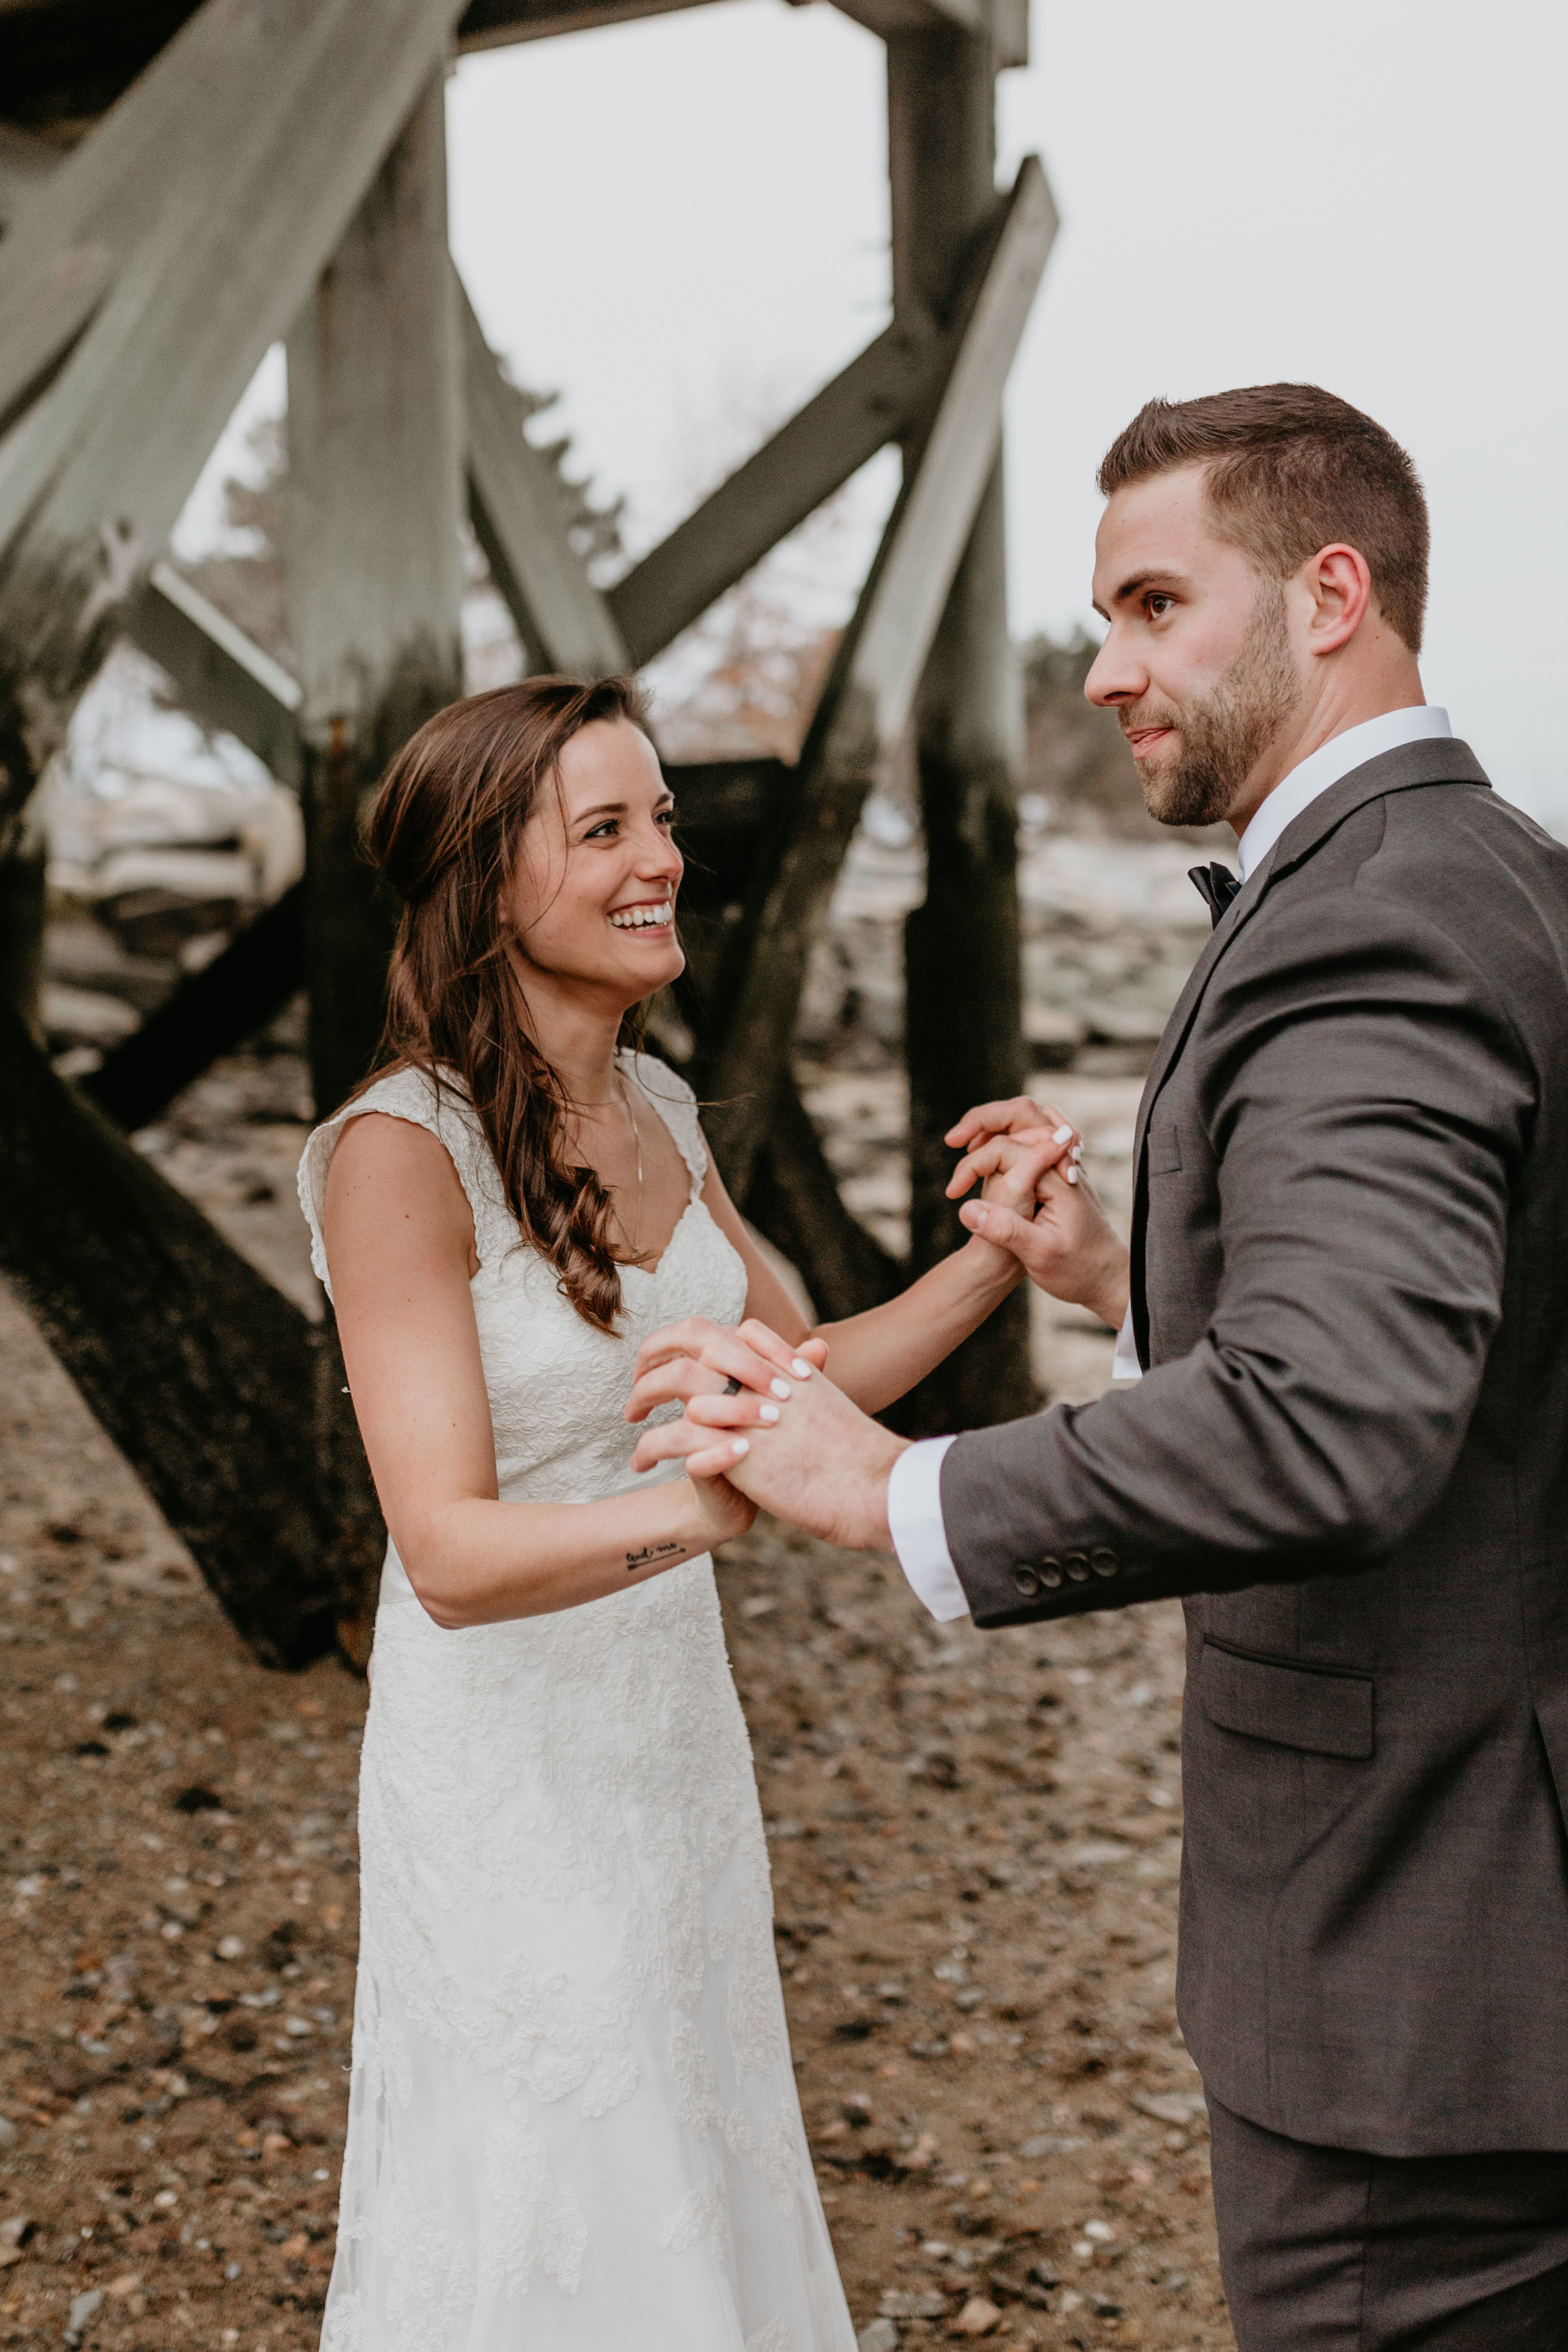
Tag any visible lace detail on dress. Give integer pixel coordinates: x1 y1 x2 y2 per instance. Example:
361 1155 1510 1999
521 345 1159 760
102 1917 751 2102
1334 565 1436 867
300 1054 854 2351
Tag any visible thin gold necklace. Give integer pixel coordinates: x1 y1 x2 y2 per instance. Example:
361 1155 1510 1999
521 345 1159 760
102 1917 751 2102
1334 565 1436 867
617 1068 644 1249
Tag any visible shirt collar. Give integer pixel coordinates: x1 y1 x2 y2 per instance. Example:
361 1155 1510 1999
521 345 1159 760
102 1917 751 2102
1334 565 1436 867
1235 706 1453 881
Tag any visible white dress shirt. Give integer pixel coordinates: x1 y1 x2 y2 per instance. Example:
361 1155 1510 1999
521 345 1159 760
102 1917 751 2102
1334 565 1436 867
889 704 1454 1621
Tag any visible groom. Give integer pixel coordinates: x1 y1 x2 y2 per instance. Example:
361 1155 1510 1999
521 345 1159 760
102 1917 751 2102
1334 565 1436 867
638 386 1568 2346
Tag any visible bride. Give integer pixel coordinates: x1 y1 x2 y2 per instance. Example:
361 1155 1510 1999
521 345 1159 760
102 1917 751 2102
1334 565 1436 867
298 674 1074 2351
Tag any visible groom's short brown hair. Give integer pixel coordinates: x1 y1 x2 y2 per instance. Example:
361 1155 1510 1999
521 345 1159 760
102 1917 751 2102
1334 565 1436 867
1098 383 1429 653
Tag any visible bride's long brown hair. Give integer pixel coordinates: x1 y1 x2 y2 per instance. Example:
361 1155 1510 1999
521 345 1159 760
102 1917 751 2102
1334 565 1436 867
362 674 657 1334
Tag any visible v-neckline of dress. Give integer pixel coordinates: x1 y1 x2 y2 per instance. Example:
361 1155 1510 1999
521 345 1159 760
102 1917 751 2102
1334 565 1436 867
618 1194 706 1285
614 1056 704 1281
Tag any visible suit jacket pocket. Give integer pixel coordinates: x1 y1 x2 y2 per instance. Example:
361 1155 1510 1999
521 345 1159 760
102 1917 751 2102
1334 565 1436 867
1150 1118 1182 1175
1199 1639 1374 1760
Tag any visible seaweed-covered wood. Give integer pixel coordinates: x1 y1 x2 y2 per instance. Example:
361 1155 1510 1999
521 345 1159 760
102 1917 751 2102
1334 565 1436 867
0 1000 380 1669
83 884 305 1135
890 23 1037 1431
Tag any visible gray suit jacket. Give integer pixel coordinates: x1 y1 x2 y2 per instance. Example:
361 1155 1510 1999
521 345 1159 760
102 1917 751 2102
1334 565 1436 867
941 737 1568 2155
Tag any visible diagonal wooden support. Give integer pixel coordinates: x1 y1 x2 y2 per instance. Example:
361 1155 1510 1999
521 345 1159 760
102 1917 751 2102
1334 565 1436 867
0 998 380 1671
82 883 305 1135
124 562 304 790
699 154 1057 1205
0 0 463 443
0 0 467 842
463 277 630 678
607 315 945 670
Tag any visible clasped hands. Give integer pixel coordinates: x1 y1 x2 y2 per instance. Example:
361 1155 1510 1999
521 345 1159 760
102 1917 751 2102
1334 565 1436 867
624 1096 1132 1554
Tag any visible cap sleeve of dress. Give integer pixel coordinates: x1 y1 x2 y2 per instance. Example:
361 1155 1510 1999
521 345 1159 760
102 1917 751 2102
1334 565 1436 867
621 1050 707 1195
295 1066 514 1304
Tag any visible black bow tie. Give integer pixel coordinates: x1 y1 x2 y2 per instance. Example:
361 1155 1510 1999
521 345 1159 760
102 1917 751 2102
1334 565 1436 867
1189 862 1242 928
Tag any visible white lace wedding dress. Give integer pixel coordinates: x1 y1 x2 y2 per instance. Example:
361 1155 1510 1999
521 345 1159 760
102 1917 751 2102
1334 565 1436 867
297 1052 856 2352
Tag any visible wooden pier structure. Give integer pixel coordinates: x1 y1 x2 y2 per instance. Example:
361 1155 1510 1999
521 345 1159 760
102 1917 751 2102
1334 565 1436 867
0 0 1056 1665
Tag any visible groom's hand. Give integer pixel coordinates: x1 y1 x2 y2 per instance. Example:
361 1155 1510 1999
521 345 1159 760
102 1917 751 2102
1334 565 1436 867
627 1318 906 1554
947 1096 1130 1327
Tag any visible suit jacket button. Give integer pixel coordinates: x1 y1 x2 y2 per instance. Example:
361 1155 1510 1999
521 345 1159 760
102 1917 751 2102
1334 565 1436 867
1011 1564 1041 1598
1039 1554 1064 1589
1065 1552 1091 1582
1091 1549 1119 1578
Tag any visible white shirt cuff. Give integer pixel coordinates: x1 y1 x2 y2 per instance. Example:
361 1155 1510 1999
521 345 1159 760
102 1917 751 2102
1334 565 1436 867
1110 1303 1142 1382
887 1436 969 1621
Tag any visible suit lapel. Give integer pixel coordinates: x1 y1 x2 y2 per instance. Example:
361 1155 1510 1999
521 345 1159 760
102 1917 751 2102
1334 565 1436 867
1126 736 1490 1366
1132 854 1270 1175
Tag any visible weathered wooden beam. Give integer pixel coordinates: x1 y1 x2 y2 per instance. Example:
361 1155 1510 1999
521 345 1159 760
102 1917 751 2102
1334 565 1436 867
462 277 630 679
0 0 450 438
82 882 304 1133
608 316 943 670
829 0 1028 64
698 154 1054 1209
0 792 46 1034
0 0 465 838
124 561 304 789
0 0 1025 172
0 995 379 1671
0 0 726 130
108 290 619 751
891 26 1037 1432
0 4 216 142
0 123 57 240
285 69 466 1116
455 0 1018 53
456 0 726 51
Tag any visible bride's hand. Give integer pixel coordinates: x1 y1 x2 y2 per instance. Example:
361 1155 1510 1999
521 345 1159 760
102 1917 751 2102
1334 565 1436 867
946 1098 1129 1323
946 1093 1081 1194
973 1126 1079 1221
630 1318 834 1549
625 1315 829 1428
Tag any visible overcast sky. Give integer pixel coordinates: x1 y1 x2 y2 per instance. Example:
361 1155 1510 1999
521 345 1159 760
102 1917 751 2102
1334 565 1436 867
441 0 1566 825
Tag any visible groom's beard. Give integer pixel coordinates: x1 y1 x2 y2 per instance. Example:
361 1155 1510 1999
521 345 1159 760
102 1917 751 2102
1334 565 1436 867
1125 585 1303 829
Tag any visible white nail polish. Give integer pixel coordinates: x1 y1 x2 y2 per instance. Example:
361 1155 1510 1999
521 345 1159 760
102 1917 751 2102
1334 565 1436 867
791 1359 813 1378
1066 1165 1079 1184
731 1438 750 1458
759 1403 781 1423
1053 1123 1073 1143
1071 1143 1083 1161
770 1379 792 1400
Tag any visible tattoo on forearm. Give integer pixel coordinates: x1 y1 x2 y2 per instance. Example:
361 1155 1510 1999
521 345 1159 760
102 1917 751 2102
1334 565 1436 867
625 1542 685 1572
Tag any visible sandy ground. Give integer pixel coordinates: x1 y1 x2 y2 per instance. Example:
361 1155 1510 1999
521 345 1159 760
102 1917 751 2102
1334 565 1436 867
0 1050 1232 2352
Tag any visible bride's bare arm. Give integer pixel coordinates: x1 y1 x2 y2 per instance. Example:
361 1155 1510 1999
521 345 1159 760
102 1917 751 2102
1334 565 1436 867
688 1118 1076 1416
323 1113 753 1629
